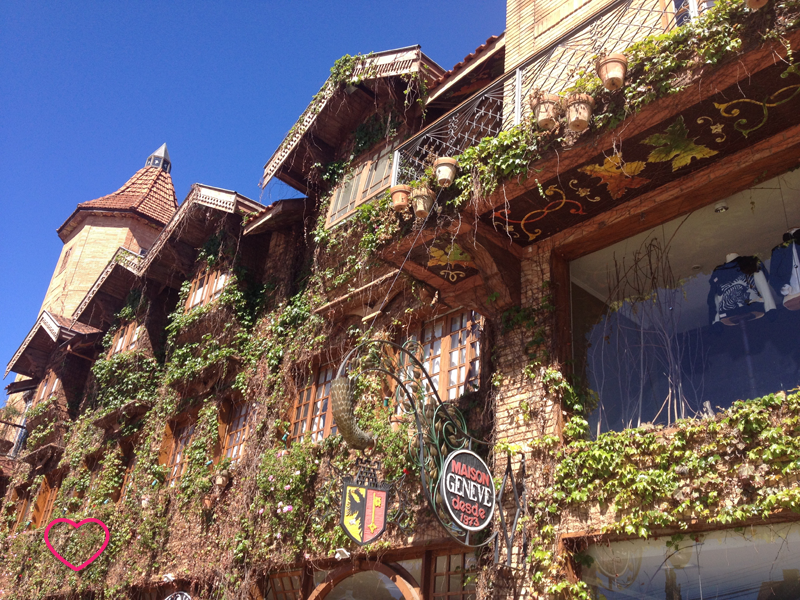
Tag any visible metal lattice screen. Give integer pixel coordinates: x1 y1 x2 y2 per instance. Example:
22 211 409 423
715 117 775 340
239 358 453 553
396 0 691 184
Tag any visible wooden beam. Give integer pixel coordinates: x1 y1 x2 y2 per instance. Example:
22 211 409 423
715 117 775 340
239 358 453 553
553 120 800 261
484 29 800 214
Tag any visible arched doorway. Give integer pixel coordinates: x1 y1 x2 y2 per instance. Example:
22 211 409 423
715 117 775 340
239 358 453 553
308 562 420 600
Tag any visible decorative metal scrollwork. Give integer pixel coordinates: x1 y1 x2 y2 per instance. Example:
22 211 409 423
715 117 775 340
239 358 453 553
164 593 192 600
331 339 497 548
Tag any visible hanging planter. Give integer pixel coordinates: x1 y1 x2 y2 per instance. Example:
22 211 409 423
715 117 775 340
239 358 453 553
411 187 435 218
565 93 595 132
202 494 215 510
595 53 628 90
746 0 768 8
432 157 458 187
214 470 231 488
529 93 562 130
390 184 412 212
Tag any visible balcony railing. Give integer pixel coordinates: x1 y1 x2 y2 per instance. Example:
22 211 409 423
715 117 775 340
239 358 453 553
393 0 698 185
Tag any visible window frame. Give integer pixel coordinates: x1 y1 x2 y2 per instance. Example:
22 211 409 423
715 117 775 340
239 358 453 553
58 247 72 275
265 570 304 600
221 400 253 465
31 473 62 529
164 418 196 488
108 321 142 358
413 308 483 402
429 550 478 600
289 364 337 444
185 267 230 312
326 141 397 227
34 370 60 407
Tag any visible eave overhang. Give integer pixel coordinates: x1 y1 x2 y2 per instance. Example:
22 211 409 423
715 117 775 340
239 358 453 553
138 184 265 287
71 247 143 329
243 197 310 236
260 46 445 194
5 311 102 379
384 31 800 315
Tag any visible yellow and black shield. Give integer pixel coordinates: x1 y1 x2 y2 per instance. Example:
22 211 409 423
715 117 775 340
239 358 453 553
340 483 387 546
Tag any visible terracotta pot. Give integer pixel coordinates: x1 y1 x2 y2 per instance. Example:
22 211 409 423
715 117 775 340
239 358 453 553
390 185 411 212
411 187 435 218
389 415 404 432
596 53 628 90
529 93 561 130
565 93 595 132
746 0 768 8
432 157 458 187
202 495 215 510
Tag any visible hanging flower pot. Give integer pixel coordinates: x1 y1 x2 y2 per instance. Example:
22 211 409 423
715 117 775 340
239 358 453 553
432 157 458 187
214 470 231 488
746 0 767 8
411 187 435 218
202 494 215 510
596 53 628 90
529 93 561 130
565 93 595 132
390 185 411 212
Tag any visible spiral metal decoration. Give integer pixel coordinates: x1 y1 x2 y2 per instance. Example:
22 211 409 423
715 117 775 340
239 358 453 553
331 339 497 548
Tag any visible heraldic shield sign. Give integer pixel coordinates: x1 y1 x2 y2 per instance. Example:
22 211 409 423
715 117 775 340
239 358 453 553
340 459 390 546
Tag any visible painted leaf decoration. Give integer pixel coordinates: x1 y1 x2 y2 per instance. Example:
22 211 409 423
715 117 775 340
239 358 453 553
643 115 718 171
578 156 648 199
428 243 473 268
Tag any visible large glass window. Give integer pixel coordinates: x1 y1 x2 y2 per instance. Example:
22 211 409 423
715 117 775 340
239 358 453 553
582 523 800 600
571 171 800 436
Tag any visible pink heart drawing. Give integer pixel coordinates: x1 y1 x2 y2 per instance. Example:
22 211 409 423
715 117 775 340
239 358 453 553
44 518 110 571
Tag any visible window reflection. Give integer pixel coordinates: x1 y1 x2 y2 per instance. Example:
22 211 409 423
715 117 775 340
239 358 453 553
571 171 800 435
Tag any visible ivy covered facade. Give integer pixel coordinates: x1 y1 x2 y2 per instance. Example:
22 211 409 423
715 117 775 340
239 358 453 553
2 1 800 599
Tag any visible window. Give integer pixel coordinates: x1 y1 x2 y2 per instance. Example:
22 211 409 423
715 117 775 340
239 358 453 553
11 488 32 532
431 551 478 600
108 321 142 357
58 247 72 275
31 474 61 529
185 268 230 311
417 309 482 401
35 371 60 406
165 421 195 487
222 402 252 464
570 169 800 436
118 453 137 503
583 522 800 600
290 365 336 443
327 143 395 226
265 571 303 600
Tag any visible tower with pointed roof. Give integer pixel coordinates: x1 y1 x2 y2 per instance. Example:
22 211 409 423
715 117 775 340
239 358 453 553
40 145 178 317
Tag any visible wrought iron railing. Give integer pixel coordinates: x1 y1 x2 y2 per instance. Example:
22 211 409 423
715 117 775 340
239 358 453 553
393 0 702 184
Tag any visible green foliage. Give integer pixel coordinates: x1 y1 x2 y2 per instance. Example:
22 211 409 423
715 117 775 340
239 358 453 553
352 111 400 157
91 352 161 413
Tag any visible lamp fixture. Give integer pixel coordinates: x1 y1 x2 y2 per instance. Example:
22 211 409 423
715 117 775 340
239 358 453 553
334 548 351 560
714 201 729 213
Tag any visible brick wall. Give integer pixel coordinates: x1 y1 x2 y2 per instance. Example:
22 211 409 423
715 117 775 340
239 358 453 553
40 215 160 318
505 0 618 70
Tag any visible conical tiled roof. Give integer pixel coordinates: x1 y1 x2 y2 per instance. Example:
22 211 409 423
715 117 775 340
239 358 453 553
57 146 179 240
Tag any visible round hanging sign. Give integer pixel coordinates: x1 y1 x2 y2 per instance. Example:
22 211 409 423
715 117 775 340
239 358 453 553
440 449 495 532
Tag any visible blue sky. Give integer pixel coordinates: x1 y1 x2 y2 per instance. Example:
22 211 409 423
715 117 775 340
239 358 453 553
0 1 506 404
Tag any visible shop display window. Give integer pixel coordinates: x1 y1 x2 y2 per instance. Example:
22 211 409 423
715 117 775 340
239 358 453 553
571 171 800 435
